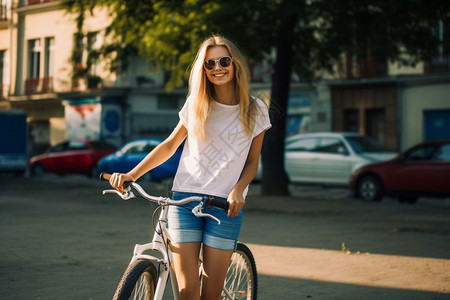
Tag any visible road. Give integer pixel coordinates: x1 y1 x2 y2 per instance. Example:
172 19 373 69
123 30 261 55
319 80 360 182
0 174 449 300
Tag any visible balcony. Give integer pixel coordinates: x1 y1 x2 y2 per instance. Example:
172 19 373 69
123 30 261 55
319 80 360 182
25 77 54 95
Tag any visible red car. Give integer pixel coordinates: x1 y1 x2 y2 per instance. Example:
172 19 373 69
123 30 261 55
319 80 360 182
29 139 117 177
349 140 450 203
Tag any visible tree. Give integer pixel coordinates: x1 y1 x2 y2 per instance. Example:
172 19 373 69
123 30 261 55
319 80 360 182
63 0 450 195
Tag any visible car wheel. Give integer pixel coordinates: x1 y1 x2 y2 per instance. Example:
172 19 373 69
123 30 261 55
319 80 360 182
357 175 383 202
31 163 45 176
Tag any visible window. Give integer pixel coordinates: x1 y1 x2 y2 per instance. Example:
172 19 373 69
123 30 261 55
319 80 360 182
429 20 450 73
122 142 147 155
44 37 54 77
0 0 7 21
432 144 450 162
86 31 101 76
68 141 89 150
28 39 41 79
365 108 386 145
286 138 317 152
316 138 348 155
403 145 437 162
43 37 54 92
50 142 68 153
344 109 359 133
345 135 390 153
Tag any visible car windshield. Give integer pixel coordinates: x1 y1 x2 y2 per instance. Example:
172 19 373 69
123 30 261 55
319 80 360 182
345 136 391 154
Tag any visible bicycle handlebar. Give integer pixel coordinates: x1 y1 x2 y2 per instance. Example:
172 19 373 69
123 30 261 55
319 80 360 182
99 172 229 210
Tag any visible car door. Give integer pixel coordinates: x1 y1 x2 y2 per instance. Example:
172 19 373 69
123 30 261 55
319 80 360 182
429 143 450 192
313 137 353 185
44 142 69 173
384 144 439 192
66 140 91 173
285 138 318 183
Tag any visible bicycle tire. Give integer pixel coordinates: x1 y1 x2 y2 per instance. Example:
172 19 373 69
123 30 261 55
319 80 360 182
113 259 158 300
222 243 258 300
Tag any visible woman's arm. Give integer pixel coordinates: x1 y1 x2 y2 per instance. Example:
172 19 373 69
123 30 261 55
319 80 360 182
109 121 187 192
227 131 266 217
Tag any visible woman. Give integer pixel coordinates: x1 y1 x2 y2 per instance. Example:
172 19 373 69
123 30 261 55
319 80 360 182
109 35 271 300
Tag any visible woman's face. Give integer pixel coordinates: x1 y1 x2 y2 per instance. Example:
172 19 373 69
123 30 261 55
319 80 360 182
204 46 234 87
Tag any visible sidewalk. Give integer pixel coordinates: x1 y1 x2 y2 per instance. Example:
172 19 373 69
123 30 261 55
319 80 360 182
241 185 450 299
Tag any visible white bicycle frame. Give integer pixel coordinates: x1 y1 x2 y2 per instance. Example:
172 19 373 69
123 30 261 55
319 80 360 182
103 182 225 300
131 203 179 300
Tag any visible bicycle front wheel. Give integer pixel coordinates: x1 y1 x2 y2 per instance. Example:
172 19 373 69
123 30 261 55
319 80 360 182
113 260 158 300
222 243 258 300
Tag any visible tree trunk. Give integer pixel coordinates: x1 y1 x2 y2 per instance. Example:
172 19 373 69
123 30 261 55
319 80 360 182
260 12 297 196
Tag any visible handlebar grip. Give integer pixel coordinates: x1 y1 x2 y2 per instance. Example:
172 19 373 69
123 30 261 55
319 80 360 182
99 172 132 190
99 172 111 181
209 198 230 211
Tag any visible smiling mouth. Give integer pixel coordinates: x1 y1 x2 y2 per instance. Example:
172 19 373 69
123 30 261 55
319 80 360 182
213 73 226 77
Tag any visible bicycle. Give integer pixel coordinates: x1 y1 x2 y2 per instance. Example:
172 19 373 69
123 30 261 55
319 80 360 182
100 172 258 300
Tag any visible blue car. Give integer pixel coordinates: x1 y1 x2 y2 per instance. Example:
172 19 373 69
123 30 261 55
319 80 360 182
97 139 182 181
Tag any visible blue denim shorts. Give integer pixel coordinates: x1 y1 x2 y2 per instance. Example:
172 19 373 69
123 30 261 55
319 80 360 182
167 192 243 250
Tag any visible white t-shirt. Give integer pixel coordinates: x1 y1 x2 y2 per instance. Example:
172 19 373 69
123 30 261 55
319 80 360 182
172 97 272 199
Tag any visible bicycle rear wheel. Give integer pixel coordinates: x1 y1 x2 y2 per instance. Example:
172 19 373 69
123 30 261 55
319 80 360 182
113 260 158 300
222 243 257 300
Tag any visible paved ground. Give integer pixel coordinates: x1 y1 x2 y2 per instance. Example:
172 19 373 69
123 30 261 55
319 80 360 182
0 173 449 300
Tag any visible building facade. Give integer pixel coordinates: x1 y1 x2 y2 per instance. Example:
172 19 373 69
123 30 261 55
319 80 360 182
1 0 449 157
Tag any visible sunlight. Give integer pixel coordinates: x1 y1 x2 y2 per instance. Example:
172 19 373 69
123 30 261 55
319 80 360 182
247 243 450 293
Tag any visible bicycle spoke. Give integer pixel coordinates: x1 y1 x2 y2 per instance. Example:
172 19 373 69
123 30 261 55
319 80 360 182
222 250 254 300
129 273 152 300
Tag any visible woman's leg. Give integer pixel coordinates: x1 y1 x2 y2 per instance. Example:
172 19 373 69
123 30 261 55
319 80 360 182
201 245 234 300
171 241 202 300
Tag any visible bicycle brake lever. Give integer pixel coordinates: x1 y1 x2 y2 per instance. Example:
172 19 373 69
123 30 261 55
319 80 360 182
102 189 136 200
192 203 221 224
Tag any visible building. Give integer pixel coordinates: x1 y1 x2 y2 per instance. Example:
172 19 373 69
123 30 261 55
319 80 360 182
313 75 450 151
1 0 449 156
2 0 188 155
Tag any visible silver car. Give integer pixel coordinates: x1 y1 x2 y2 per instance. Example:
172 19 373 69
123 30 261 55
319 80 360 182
258 132 397 185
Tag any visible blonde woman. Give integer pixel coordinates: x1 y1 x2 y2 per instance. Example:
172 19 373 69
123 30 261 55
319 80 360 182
109 35 271 300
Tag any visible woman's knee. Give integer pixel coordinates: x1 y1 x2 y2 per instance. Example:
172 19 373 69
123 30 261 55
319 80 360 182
179 285 200 300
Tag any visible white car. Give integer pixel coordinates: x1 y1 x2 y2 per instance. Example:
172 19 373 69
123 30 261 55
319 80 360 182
257 132 397 186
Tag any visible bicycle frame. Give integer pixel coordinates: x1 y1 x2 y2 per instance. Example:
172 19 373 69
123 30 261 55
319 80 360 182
129 203 180 300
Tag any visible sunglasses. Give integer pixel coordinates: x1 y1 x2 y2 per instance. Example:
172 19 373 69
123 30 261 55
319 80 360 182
204 56 233 71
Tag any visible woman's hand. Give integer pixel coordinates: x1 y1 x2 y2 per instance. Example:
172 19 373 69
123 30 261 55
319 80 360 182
109 173 135 194
227 187 245 218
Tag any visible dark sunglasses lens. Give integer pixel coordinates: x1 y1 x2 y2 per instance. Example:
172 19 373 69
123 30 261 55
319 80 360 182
204 60 215 70
219 57 232 68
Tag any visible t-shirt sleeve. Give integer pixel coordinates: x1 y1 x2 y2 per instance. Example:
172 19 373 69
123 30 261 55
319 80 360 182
252 98 272 138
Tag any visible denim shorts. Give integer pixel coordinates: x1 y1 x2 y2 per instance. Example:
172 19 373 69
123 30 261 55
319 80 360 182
167 192 243 250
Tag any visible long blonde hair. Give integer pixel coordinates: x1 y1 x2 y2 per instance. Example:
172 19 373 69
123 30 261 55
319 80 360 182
187 35 256 140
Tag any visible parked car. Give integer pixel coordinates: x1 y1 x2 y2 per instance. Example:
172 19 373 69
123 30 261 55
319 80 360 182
349 140 450 203
256 132 397 185
285 132 397 185
29 139 117 177
97 139 182 182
